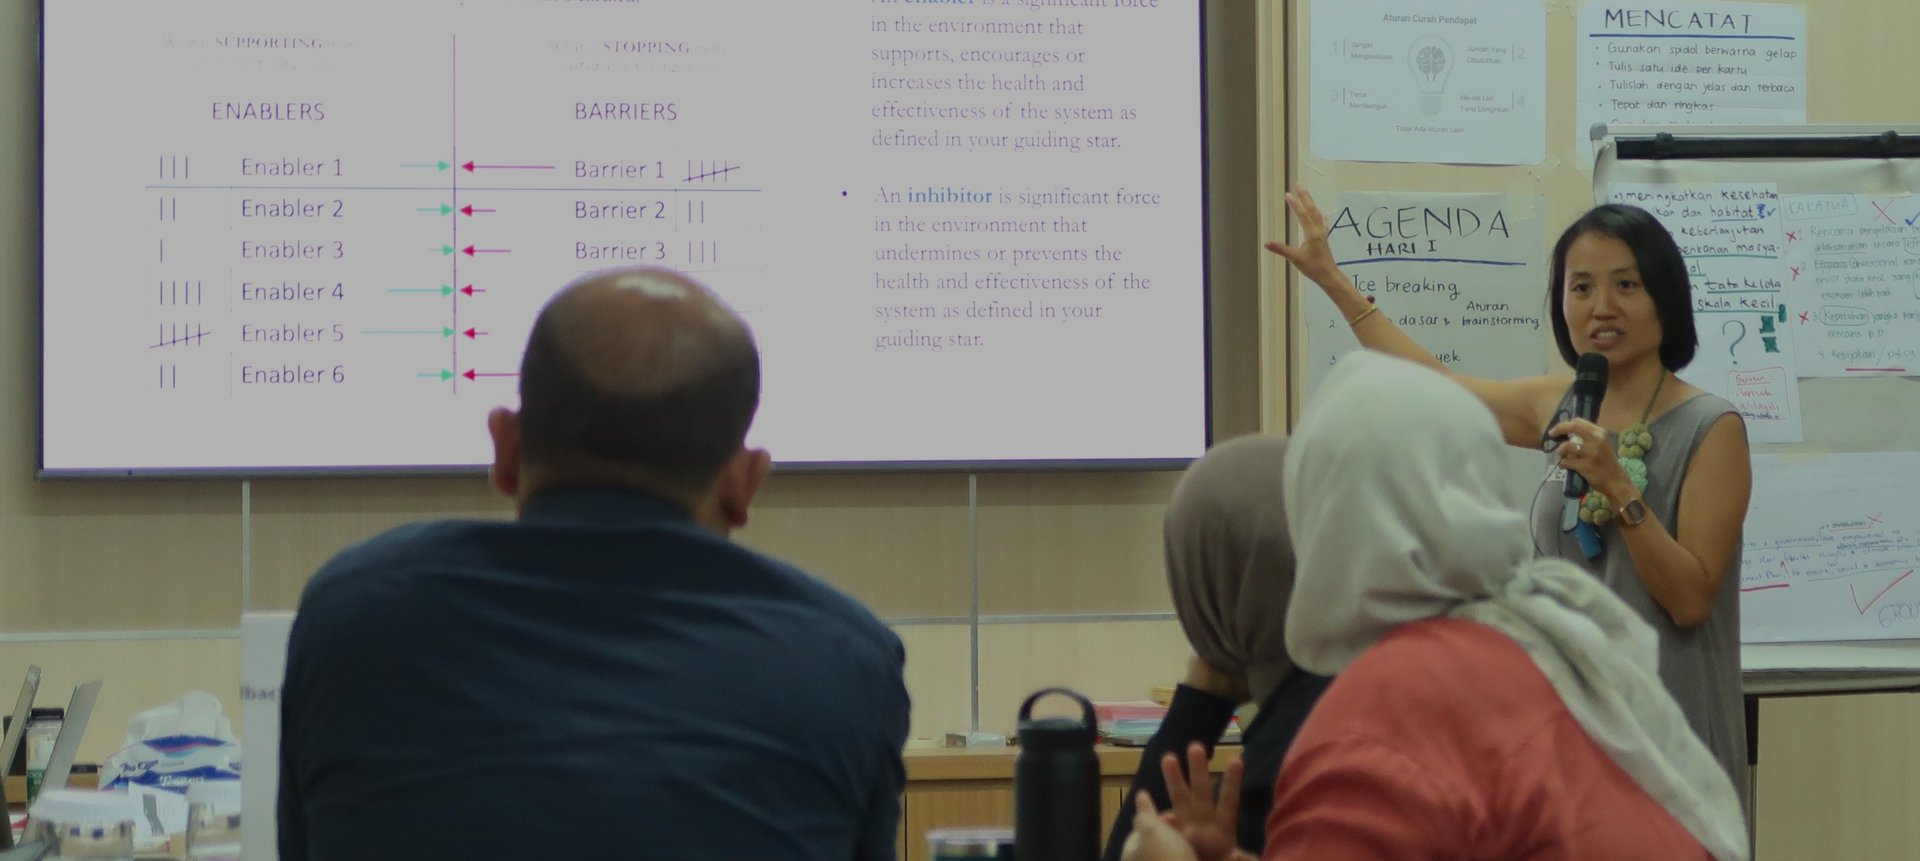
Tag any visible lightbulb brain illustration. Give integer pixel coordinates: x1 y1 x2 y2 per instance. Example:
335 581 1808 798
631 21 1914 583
1408 35 1454 116
1416 45 1447 79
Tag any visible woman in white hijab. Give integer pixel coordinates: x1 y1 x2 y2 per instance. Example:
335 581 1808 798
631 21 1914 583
1123 352 1747 861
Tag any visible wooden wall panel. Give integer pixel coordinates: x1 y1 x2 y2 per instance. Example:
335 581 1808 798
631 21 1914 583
1754 694 1920 860
975 472 1182 617
896 624 973 741
741 473 972 620
976 620 1189 736
247 477 507 610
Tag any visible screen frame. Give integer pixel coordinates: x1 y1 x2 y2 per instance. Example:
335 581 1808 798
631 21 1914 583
36 1 1218 479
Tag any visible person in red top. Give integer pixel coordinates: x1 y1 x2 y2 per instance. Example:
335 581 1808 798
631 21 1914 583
1122 351 1748 861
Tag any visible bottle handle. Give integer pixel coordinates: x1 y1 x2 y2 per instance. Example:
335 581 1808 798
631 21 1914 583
1017 687 1096 728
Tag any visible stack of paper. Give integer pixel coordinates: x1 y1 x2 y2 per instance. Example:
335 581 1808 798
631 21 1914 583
1094 701 1240 747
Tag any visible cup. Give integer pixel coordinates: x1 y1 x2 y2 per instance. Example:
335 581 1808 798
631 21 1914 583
183 780 242 860
26 789 135 860
22 707 64 805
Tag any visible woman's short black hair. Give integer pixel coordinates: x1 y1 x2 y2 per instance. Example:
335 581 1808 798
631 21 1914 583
1547 204 1698 371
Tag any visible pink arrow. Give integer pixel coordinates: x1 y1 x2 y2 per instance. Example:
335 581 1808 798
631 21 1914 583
460 205 496 216
462 246 510 256
462 370 518 381
462 161 553 172
463 328 487 340
461 285 484 296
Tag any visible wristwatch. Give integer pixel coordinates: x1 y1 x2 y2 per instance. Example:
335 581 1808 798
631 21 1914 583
1615 497 1649 527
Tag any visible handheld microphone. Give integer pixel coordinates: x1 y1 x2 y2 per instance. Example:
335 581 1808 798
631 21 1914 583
1563 352 1609 499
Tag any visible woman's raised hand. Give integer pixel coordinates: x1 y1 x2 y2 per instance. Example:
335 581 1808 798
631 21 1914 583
1264 185 1348 294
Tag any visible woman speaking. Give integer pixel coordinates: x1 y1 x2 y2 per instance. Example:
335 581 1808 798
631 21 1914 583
1265 186 1752 810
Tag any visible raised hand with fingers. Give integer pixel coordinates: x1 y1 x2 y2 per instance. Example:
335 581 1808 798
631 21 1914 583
1159 743 1255 861
1264 185 1349 294
1118 792 1201 861
1119 789 1259 861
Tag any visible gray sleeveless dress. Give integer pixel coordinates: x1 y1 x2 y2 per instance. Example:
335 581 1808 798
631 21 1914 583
1528 390 1749 817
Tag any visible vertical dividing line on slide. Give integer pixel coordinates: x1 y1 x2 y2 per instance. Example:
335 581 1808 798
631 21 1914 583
968 473 981 733
450 35 460 392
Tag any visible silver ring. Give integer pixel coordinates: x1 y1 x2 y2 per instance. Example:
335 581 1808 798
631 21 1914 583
1570 435 1586 452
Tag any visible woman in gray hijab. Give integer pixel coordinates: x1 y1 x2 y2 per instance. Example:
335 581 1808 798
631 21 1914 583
1101 434 1333 860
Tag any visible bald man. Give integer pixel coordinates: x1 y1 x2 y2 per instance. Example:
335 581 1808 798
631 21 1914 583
278 268 910 861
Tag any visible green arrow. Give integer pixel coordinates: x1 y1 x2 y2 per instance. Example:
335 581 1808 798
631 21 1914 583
402 161 451 171
389 285 454 296
416 370 455 381
436 245 455 255
365 328 451 337
415 204 453 215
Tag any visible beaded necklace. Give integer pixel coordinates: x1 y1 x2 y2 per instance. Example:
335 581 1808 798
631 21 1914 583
1569 370 1665 558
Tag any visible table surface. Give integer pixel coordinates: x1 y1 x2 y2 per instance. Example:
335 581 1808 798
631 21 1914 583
904 744 1238 781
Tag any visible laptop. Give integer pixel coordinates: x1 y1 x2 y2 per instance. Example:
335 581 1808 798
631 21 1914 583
0 675 101 854
0 667 42 850
0 667 41 784
37 680 101 795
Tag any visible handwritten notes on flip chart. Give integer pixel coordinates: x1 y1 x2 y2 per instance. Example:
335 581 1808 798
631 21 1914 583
1576 2 1806 158
1743 454 1920 643
1780 193 1920 377
1305 192 1545 394
1311 0 1547 165
1608 182 1803 443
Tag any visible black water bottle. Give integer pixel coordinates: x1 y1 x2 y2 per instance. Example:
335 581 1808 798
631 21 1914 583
1014 687 1100 861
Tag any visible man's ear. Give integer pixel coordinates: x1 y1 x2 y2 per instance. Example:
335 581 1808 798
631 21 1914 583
715 447 773 530
487 407 523 499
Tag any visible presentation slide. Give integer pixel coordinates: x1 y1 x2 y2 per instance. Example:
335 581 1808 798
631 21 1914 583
42 0 1207 475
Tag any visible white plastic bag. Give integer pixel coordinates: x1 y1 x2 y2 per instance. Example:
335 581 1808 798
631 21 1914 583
103 690 242 793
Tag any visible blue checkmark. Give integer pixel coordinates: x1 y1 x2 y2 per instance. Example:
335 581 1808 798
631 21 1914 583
1906 210 1920 227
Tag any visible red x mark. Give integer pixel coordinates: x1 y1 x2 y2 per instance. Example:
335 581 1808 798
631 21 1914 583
1790 265 1802 280
1798 311 1810 323
1869 513 1885 527
1785 230 1799 242
1871 200 1898 225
